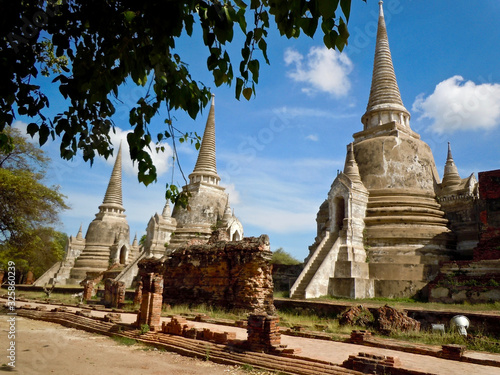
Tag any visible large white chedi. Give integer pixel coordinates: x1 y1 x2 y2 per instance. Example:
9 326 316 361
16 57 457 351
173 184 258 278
291 1 479 300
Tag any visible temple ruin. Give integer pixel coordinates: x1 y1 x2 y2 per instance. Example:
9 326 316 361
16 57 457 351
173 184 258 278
291 2 499 300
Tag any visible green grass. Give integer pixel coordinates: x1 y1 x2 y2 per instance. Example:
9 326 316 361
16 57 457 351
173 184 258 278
110 335 137 346
162 303 249 321
387 329 500 354
297 295 500 313
14 290 85 304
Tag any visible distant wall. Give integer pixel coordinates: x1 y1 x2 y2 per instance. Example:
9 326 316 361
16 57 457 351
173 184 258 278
162 235 275 314
272 264 303 292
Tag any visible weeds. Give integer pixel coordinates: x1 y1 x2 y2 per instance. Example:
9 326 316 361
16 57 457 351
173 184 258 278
111 335 137 346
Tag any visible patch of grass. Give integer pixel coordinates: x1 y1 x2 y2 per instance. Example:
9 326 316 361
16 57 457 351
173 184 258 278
14 290 85 305
300 295 500 313
273 291 289 298
162 304 248 321
111 335 137 346
387 329 500 354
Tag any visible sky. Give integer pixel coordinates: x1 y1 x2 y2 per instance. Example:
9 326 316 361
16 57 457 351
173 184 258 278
14 0 500 262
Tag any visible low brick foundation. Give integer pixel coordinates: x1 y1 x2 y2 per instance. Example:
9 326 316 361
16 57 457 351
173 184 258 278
343 352 401 374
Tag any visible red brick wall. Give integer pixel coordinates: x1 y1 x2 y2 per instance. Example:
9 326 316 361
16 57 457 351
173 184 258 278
475 169 500 261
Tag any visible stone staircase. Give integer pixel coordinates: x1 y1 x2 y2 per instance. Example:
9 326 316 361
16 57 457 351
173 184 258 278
290 232 338 299
166 229 211 251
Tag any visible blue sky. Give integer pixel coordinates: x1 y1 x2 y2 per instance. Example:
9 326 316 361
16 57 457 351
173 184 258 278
15 0 500 261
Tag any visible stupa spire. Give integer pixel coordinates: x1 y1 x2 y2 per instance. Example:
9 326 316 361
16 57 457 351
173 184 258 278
361 1 410 131
343 143 362 184
442 142 462 192
76 224 83 240
162 201 171 218
100 143 125 213
189 94 220 185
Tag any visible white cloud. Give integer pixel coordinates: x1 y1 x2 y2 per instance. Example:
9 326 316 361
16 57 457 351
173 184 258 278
221 182 241 205
306 134 319 141
284 46 353 97
412 76 500 134
105 127 173 177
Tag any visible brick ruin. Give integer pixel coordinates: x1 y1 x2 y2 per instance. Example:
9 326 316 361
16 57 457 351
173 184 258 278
429 169 500 303
133 237 287 353
161 234 275 314
135 257 164 331
103 279 126 308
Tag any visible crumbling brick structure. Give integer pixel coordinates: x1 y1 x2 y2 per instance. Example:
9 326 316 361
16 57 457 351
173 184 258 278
342 352 402 375
133 280 143 306
475 169 500 261
136 258 164 331
162 234 275 314
80 271 104 301
103 278 126 308
247 314 281 353
81 279 95 301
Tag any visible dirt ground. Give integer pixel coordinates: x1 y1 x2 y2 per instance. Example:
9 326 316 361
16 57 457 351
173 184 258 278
0 316 273 375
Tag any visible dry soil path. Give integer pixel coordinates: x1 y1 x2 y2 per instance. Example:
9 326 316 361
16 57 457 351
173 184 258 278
0 316 273 375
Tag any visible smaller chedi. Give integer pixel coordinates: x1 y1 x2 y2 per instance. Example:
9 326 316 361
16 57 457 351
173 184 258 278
141 94 243 258
37 95 243 288
35 145 140 286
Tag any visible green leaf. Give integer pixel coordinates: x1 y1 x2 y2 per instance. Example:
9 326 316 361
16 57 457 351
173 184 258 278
242 87 252 100
248 59 260 83
318 0 339 20
122 10 136 23
340 0 351 22
26 123 39 137
235 77 244 99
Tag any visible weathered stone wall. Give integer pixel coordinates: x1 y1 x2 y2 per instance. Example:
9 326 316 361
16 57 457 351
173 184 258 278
162 234 274 314
272 264 302 292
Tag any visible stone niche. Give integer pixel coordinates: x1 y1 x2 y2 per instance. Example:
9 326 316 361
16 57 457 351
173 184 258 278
162 234 274 314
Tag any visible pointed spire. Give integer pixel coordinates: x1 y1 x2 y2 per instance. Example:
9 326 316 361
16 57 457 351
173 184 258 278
223 199 232 222
442 142 462 191
189 94 220 185
100 144 125 213
343 143 362 184
162 201 171 219
132 233 138 247
361 1 410 131
76 223 83 240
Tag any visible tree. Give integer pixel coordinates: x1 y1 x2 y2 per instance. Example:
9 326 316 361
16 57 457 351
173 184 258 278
0 127 68 280
271 247 301 265
0 0 359 200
